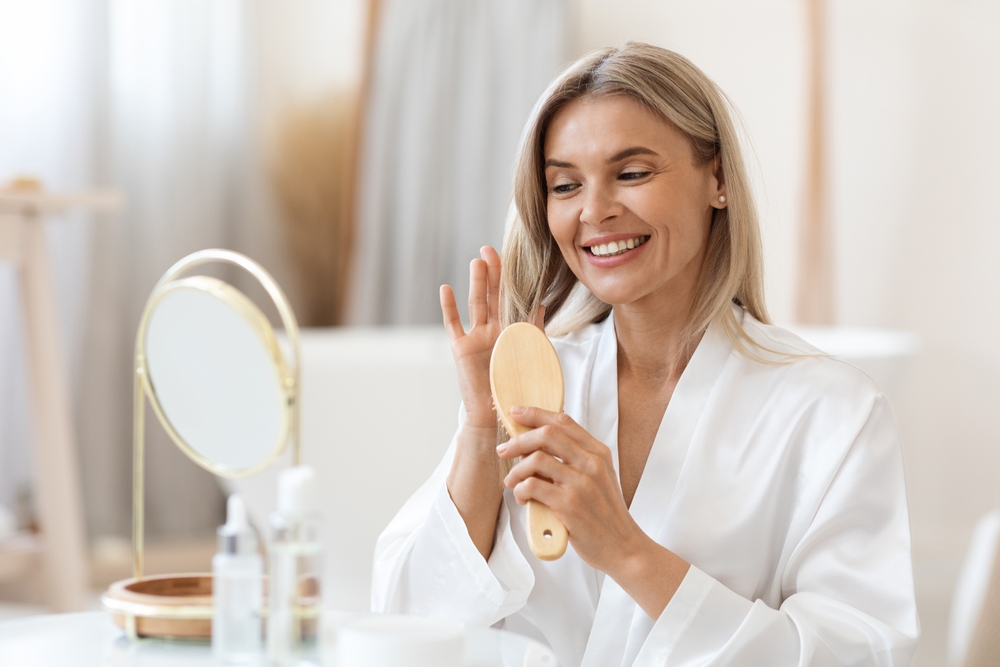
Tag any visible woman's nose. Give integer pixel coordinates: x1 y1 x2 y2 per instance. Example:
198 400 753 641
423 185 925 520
579 183 622 226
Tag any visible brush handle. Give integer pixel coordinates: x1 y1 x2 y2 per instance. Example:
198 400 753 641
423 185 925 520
526 499 568 561
490 322 568 561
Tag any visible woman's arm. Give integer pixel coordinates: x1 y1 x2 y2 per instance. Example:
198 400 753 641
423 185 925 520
500 397 919 666
439 246 506 559
635 393 917 666
445 423 504 559
371 419 535 622
372 246 542 620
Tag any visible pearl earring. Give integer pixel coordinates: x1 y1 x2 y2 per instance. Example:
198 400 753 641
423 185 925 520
719 195 726 203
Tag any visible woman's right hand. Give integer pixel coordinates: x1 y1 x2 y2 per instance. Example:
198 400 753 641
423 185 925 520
440 246 503 430
442 246 544 560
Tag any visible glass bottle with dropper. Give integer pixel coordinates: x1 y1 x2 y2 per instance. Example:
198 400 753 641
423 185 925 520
267 466 322 666
213 493 263 663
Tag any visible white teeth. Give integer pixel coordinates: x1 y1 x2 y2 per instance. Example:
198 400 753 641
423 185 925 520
589 236 647 257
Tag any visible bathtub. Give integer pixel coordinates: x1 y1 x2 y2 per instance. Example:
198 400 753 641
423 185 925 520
223 326 460 613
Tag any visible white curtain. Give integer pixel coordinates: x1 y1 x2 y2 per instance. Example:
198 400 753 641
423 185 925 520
1 0 559 543
77 0 267 540
0 0 296 542
348 0 570 324
1 0 367 544
0 0 105 527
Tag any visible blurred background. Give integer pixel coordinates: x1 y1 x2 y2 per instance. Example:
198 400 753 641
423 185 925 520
1 1 999 665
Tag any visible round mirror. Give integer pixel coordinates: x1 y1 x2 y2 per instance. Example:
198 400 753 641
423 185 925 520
140 276 291 476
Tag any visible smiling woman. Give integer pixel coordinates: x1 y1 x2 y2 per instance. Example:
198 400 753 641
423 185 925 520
373 43 919 667
503 45 766 354
543 96 723 331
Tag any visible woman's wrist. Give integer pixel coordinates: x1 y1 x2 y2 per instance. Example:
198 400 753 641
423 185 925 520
606 530 690 620
456 420 499 458
448 421 504 561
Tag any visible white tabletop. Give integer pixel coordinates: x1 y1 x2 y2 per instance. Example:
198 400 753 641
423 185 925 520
0 611 559 667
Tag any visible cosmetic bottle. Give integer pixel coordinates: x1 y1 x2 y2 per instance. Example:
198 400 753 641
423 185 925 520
267 466 322 665
213 494 263 663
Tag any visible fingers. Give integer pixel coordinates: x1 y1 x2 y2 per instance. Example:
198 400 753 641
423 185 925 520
509 405 565 429
508 407 593 448
468 258 488 327
498 407 611 461
509 472 565 510
496 421 579 466
481 246 501 324
504 450 574 489
440 285 466 342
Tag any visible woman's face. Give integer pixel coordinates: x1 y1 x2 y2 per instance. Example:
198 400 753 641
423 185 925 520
543 95 725 312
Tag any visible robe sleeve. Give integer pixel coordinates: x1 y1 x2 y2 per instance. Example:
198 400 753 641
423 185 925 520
633 394 919 666
371 404 535 625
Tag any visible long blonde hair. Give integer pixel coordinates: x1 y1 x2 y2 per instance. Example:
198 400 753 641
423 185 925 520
500 42 770 353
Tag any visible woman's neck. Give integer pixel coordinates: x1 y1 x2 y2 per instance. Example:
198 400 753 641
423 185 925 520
613 292 702 385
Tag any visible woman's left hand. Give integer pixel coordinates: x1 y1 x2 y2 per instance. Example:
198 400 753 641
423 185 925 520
499 406 690 617
496 406 642 574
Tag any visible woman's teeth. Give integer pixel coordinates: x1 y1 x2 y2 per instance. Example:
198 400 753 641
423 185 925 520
588 236 648 257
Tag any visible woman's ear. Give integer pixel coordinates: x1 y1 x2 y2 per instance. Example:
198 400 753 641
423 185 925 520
710 154 727 209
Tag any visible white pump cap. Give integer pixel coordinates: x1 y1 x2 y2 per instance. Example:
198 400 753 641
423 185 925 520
218 494 257 555
277 465 317 516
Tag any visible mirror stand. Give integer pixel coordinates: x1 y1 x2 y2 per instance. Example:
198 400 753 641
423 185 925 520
102 249 301 640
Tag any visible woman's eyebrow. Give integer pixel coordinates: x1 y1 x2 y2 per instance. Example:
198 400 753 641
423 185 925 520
544 158 574 169
607 146 657 163
544 146 658 170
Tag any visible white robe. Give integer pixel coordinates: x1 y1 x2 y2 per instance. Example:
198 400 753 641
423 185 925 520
372 307 920 666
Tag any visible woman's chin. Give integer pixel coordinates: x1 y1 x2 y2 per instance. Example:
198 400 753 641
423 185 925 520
581 282 650 309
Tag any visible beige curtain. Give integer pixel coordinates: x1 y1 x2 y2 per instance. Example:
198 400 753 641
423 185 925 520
270 88 359 326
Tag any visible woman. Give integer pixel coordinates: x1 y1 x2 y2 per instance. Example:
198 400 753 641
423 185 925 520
373 43 919 666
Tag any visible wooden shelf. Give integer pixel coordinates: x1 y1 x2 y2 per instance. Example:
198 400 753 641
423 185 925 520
0 190 124 215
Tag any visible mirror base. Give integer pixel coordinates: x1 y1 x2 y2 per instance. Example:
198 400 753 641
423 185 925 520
102 573 213 640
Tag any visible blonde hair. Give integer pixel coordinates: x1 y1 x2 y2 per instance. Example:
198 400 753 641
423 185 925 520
500 42 770 354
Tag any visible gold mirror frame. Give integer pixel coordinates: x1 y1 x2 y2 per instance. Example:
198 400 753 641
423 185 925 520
139 275 293 480
133 249 301 578
104 249 300 640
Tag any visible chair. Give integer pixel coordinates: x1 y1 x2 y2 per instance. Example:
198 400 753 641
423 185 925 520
949 509 1000 666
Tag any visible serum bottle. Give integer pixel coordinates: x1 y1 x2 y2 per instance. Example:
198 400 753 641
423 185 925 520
267 466 322 665
212 494 263 663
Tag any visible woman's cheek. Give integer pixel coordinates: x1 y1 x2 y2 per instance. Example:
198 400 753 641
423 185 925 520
546 211 578 263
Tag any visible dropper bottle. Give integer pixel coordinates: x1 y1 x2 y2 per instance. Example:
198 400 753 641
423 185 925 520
212 494 263 663
267 466 322 665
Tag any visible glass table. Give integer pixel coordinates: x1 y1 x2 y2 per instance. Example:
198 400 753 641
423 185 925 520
0 610 559 667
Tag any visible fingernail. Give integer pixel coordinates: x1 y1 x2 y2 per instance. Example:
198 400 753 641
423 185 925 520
496 443 507 454
510 406 525 414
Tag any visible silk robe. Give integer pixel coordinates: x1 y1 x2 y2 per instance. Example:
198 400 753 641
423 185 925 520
372 307 920 666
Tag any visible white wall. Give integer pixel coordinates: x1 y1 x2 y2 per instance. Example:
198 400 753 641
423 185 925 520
576 0 807 326
0 0 104 513
576 1 1000 664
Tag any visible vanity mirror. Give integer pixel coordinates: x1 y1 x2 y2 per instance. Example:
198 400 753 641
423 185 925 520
102 249 300 640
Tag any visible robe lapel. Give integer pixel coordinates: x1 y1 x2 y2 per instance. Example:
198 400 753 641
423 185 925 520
581 313 735 667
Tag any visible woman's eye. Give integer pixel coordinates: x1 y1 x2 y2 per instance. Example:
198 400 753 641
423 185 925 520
620 170 650 182
551 183 579 194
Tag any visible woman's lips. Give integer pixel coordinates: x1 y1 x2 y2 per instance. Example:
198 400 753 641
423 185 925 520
585 235 649 257
582 234 650 267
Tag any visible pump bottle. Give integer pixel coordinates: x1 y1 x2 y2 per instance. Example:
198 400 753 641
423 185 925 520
267 466 322 665
212 494 263 663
